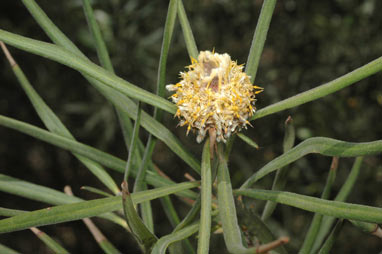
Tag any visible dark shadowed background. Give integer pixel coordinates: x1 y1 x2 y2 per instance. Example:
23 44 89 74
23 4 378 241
0 0 381 253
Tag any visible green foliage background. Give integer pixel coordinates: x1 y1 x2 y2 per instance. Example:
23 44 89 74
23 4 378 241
0 0 381 253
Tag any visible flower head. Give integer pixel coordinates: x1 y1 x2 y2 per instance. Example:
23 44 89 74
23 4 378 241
166 50 263 143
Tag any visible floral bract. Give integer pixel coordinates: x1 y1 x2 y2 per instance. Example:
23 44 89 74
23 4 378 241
166 50 263 143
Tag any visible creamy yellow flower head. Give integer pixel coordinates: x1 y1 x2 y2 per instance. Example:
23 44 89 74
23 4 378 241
166 50 263 143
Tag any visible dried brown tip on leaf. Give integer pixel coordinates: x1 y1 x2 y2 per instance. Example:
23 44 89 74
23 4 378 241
256 236 289 253
30 227 43 236
372 226 382 238
284 115 293 125
0 41 17 67
330 157 339 171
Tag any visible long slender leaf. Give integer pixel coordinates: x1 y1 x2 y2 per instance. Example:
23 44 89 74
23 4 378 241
251 56 382 121
81 0 140 180
63 186 122 254
0 207 26 217
235 189 382 224
124 102 142 182
241 137 382 189
0 174 126 228
0 243 21 254
0 173 82 205
30 227 69 254
134 137 156 193
0 181 199 233
197 140 212 254
0 42 119 194
235 204 288 254
151 222 199 254
121 181 158 252
299 157 338 254
349 220 382 238
135 0 178 235
160 197 180 229
81 186 113 197
174 196 201 232
177 0 198 59
154 0 178 121
20 0 201 174
81 0 114 72
217 145 258 254
311 157 363 252
237 133 259 150
0 115 197 199
317 220 343 254
245 0 277 83
262 116 295 220
0 29 175 115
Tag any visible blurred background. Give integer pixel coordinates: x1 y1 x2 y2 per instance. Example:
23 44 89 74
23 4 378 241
0 0 381 253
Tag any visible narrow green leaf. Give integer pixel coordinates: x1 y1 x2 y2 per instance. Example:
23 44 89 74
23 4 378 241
160 197 180 228
98 240 122 254
0 174 126 228
81 186 113 197
0 115 197 199
81 0 114 72
235 189 382 224
134 136 156 193
241 137 382 189
0 243 21 254
174 195 201 232
30 227 69 254
349 220 382 237
0 43 119 194
63 186 123 254
81 0 140 173
134 0 178 235
317 220 343 254
0 173 82 205
20 0 201 174
262 116 295 220
311 157 363 252
124 102 142 182
282 116 295 152
151 222 199 254
252 56 382 121
121 181 158 252
177 0 198 59
124 103 154 234
197 140 212 254
0 29 176 115
237 133 259 150
235 208 288 254
154 0 178 121
0 207 26 217
245 0 277 83
0 181 199 233
140 195 155 233
217 145 258 254
299 157 338 254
